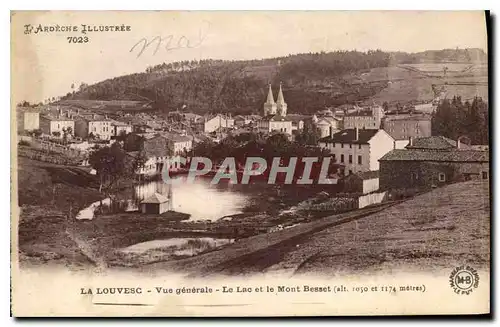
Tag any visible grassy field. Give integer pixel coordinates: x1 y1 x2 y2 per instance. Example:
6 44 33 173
16 157 104 269
267 180 490 276
345 63 489 106
145 180 489 277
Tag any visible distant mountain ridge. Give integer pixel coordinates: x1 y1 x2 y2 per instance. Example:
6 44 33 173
63 48 487 115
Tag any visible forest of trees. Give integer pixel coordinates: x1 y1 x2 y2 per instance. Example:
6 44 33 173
60 50 395 114
61 48 487 116
431 96 489 145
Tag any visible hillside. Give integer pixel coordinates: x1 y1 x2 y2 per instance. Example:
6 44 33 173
62 48 488 115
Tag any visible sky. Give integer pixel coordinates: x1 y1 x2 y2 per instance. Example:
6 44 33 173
12 11 488 104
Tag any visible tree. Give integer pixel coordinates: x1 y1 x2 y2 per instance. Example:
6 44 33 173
89 143 129 193
295 123 321 146
32 129 42 138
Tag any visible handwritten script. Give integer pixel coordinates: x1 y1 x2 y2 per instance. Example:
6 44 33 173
130 21 211 58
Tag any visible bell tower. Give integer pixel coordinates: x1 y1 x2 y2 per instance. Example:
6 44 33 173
276 82 287 116
263 84 277 116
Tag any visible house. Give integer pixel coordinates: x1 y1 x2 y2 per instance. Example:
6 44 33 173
382 114 432 141
39 113 75 138
343 106 384 130
285 114 307 133
112 121 133 137
234 115 251 127
257 115 293 135
133 124 155 134
75 114 114 140
140 192 170 214
318 128 395 176
379 136 489 191
23 111 40 131
198 114 234 133
342 170 380 194
313 115 342 138
162 133 193 155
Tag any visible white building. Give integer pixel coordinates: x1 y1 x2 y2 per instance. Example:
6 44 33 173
343 106 385 130
163 133 193 155
112 121 133 136
318 128 395 176
75 114 114 140
257 115 293 135
39 114 75 138
259 83 294 135
23 111 40 131
313 115 342 138
200 114 234 133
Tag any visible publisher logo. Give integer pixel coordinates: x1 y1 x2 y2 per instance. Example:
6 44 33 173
449 265 479 295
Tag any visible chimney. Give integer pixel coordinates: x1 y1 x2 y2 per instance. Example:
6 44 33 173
329 126 334 138
408 136 413 146
354 127 359 141
76 108 80 115
457 139 461 150
393 140 396 149
93 114 97 119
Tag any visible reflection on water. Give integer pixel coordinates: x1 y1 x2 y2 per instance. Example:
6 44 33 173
116 176 251 222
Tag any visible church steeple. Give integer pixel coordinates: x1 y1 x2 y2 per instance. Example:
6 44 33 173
266 84 275 104
277 82 285 104
276 82 287 116
263 83 277 116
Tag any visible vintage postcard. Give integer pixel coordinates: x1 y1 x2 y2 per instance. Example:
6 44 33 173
11 11 490 317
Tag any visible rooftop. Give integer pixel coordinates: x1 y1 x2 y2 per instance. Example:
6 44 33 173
379 149 489 162
318 128 379 144
141 192 169 204
406 136 471 150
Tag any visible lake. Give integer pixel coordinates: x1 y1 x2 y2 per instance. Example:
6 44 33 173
116 176 268 222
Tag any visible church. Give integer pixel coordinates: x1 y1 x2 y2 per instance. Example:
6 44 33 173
258 83 293 136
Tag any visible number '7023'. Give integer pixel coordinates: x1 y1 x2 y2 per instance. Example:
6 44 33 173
67 36 89 43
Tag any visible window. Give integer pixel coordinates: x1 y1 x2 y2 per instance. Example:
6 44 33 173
332 143 335 148
358 144 362 149
332 154 336 162
348 170 353 175
349 155 353 164
482 171 489 180
341 143 344 148
358 155 362 165
340 154 344 163
349 144 352 149
438 173 446 182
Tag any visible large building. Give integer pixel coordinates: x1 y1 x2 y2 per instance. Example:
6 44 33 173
162 133 193 155
263 83 287 116
258 83 295 136
313 115 342 138
318 128 395 176
23 111 40 131
382 114 432 141
343 106 384 130
75 114 114 140
198 114 234 133
379 136 489 190
39 112 75 138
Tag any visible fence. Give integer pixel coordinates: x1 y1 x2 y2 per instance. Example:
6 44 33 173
358 191 388 209
29 138 86 159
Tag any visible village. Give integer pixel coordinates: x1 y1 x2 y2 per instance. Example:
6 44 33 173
16 79 490 270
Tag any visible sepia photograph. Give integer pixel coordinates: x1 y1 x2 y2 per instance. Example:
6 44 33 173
10 10 490 316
